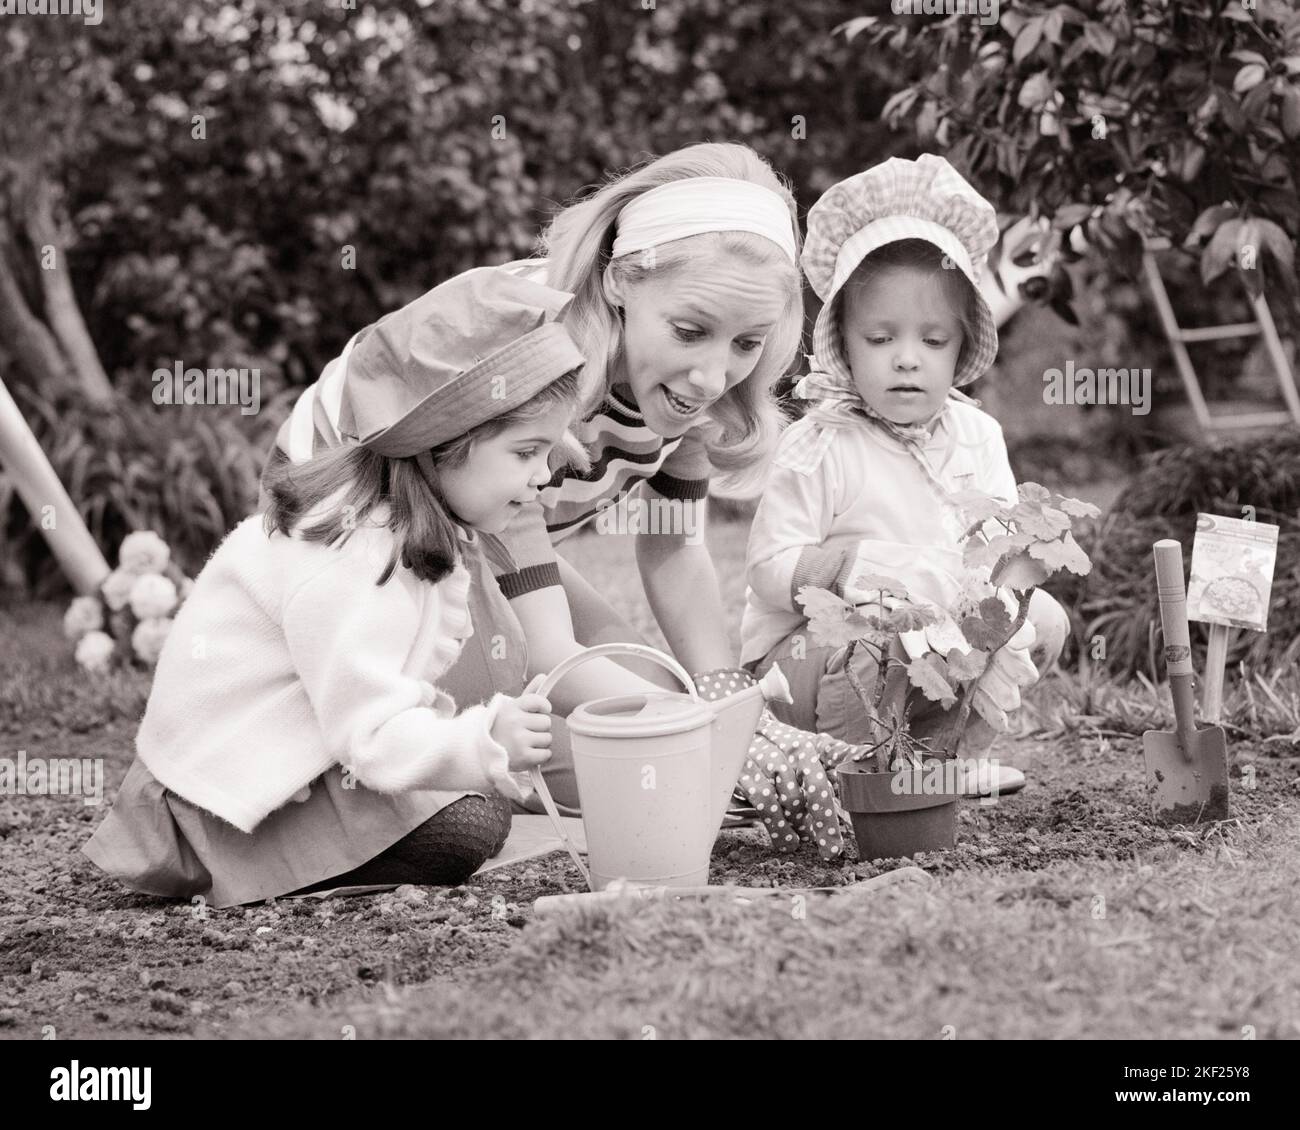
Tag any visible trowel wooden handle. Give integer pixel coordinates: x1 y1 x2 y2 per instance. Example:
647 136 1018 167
1152 540 1198 754
1153 541 1194 675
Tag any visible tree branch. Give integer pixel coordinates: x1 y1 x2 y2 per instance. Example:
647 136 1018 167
21 181 113 405
0 216 76 397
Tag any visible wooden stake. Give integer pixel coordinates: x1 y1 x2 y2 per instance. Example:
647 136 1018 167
0 375 109 594
1202 622 1232 725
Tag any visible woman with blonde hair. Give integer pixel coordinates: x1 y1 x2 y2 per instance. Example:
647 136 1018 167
272 143 866 859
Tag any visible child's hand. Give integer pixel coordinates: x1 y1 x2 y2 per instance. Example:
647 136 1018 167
491 689 553 772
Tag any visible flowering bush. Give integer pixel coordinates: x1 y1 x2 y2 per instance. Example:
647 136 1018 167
118 530 171 576
63 531 193 672
128 574 178 620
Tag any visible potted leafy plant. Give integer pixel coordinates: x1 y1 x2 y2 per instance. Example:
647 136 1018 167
797 483 1098 861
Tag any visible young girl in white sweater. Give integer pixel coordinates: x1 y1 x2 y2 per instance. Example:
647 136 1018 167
83 268 587 907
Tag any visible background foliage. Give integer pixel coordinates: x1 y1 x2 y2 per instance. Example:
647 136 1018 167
1 0 906 590
2 0 1298 633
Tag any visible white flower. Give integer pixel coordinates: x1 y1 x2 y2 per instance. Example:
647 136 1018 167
63 596 104 640
129 573 178 620
179 576 196 601
132 618 173 665
100 568 137 612
118 530 171 575
75 630 115 673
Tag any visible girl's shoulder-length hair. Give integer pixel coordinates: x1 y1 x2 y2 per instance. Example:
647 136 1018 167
538 141 805 496
261 368 585 586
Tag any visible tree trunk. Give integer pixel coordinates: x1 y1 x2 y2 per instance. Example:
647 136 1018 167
0 219 77 396
23 186 114 405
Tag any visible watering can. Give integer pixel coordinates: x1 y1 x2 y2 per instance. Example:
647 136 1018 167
527 643 792 892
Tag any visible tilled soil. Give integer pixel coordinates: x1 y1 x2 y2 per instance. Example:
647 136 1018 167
2 721 1294 1039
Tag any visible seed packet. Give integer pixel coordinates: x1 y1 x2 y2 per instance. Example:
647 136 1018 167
1186 513 1278 632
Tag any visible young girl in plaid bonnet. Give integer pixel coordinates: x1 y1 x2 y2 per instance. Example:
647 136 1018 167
742 156 1071 797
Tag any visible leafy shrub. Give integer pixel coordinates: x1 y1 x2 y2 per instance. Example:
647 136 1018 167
844 0 1300 411
1055 434 1300 677
1 388 283 597
1007 432 1142 491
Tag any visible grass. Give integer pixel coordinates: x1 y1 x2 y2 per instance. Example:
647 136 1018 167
1 510 1298 1039
1024 664 1300 748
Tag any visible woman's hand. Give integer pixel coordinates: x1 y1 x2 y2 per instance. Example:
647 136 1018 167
490 691 554 772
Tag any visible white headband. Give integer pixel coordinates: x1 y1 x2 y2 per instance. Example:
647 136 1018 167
610 176 798 265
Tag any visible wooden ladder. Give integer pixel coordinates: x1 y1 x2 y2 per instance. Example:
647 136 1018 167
1141 236 1300 433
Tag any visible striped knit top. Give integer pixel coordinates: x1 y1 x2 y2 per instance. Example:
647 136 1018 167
495 381 712 599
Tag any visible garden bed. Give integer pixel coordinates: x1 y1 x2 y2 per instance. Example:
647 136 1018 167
2 635 1296 1039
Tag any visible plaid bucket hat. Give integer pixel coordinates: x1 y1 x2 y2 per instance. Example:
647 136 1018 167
343 267 586 457
801 154 1001 392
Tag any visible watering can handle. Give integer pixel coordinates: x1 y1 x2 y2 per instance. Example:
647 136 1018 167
523 644 697 891
531 642 701 706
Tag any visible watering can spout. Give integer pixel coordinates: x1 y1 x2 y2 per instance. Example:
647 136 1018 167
705 664 793 836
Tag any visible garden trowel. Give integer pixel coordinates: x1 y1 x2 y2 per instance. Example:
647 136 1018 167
1142 540 1230 823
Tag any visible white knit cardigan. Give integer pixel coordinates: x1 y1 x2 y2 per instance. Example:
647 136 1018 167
134 505 516 833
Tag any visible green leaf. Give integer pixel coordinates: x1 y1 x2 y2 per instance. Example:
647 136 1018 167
796 585 854 623
885 604 941 634
803 610 864 651
845 614 893 648
926 613 970 656
999 9 1028 37
1256 217 1296 274
1055 495 1102 519
1082 22 1117 55
977 596 1014 638
1009 500 1072 539
906 654 957 708
1027 530 1093 576
882 87 920 124
945 648 989 682
798 586 894 649
796 586 853 647
992 551 1053 591
1017 71 1054 110
1017 482 1052 504
1202 218 1243 286
959 611 1005 651
1013 19 1045 64
964 533 1022 571
852 573 910 599
1233 63 1267 95
834 16 878 42
949 488 1007 524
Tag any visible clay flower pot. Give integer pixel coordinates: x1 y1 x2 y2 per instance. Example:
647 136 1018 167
837 758 958 861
